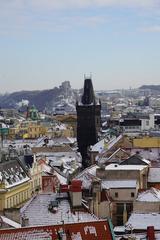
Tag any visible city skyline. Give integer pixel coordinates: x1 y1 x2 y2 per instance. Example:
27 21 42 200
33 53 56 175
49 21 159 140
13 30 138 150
1 0 160 93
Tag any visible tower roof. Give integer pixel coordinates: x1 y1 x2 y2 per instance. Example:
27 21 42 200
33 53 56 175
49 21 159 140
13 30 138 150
81 78 95 104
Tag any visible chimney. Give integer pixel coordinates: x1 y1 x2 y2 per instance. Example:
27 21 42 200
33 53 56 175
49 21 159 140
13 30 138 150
70 180 82 207
147 226 155 240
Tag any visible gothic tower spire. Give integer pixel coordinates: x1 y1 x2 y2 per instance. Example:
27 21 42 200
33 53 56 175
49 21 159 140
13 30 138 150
81 79 95 105
76 78 101 168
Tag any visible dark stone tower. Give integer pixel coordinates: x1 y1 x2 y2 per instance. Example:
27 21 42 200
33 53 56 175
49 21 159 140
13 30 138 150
76 78 101 168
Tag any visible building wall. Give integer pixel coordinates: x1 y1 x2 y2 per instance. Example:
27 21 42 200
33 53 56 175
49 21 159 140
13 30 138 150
0 181 31 211
9 121 49 139
27 123 46 139
90 199 111 219
42 175 59 193
133 201 160 213
8 128 19 140
96 168 148 189
108 188 137 202
70 192 82 207
56 115 77 137
30 158 42 194
98 201 111 218
141 114 154 131
3 208 20 224
0 183 6 211
123 126 141 133
133 136 160 148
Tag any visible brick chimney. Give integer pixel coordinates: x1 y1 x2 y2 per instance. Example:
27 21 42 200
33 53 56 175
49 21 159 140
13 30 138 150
147 226 155 240
70 180 82 207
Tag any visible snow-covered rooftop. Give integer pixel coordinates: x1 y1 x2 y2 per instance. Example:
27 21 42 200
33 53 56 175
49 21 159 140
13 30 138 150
6 176 30 189
76 165 99 178
41 163 67 184
90 139 106 153
106 134 123 151
36 151 81 176
136 188 160 202
131 148 160 161
107 148 130 161
36 152 80 159
53 171 67 185
116 233 160 240
76 173 100 190
102 180 137 189
3 139 37 149
126 213 160 230
90 135 123 153
0 159 30 189
21 193 98 227
148 168 160 182
35 137 75 147
75 165 100 189
105 163 147 171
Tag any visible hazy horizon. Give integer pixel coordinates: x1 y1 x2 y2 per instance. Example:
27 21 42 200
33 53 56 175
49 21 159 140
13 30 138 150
1 1 160 93
0 81 156 95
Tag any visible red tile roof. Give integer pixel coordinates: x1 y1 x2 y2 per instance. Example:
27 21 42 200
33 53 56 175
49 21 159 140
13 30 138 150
0 220 114 240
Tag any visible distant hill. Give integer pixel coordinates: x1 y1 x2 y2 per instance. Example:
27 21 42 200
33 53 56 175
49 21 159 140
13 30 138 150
0 81 78 112
139 85 160 91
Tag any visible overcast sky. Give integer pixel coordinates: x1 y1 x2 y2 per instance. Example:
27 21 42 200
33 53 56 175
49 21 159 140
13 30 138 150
1 0 160 93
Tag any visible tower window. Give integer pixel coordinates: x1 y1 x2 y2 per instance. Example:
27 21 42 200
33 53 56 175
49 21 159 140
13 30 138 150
115 192 118 198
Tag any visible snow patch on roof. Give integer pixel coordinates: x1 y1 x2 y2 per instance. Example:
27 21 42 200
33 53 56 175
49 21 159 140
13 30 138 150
136 188 160 202
102 180 137 189
148 168 160 182
75 165 100 189
21 193 98 226
6 176 30 189
126 213 160 230
90 139 106 153
76 165 99 178
105 164 147 171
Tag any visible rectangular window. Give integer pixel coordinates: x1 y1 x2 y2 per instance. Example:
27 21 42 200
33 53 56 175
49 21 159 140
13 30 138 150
115 192 118 198
131 192 135 198
7 198 9 208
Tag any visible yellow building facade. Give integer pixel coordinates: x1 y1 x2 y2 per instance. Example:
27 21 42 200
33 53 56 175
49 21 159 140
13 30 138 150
0 180 31 211
27 122 46 139
133 136 160 148
8 121 47 140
